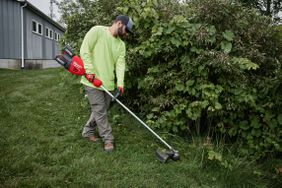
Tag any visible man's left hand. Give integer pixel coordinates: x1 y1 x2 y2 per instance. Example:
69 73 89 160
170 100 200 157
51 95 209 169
118 86 124 95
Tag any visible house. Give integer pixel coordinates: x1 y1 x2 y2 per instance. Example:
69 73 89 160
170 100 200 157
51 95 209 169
0 0 66 69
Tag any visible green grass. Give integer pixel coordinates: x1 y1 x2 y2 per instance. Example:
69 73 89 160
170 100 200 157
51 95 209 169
0 68 281 187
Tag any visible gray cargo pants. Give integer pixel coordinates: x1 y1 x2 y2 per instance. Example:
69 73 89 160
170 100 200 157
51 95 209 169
82 86 114 144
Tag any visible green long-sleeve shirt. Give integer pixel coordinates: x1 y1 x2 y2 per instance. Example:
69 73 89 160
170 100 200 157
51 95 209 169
80 26 126 91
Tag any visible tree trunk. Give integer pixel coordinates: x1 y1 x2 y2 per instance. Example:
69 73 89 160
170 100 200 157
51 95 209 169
266 0 272 16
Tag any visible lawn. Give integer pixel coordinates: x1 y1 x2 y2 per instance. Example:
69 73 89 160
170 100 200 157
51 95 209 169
0 68 281 187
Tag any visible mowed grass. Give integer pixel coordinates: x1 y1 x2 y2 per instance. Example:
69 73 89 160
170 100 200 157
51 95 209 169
0 68 281 187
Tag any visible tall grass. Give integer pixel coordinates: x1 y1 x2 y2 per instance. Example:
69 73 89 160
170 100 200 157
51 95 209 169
0 68 281 187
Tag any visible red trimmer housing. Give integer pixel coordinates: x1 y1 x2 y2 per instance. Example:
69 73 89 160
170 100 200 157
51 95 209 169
68 56 85 75
55 46 102 87
55 46 85 76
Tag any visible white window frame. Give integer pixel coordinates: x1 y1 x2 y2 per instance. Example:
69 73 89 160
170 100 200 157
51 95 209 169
49 29 53 39
38 23 42 35
45 27 53 40
54 32 57 41
45 27 49 38
32 20 37 33
54 32 60 42
32 19 42 35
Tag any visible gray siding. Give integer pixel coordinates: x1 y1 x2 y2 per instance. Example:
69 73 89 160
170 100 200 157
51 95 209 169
0 0 64 61
44 21 57 59
0 0 21 59
54 29 63 56
25 10 44 59
25 9 64 59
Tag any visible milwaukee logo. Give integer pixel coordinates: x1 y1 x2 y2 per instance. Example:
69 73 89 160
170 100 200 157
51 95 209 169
73 61 82 69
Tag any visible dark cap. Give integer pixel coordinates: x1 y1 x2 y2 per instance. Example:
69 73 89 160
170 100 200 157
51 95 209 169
116 15 134 34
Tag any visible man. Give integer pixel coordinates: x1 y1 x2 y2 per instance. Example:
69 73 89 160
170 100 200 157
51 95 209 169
80 15 134 152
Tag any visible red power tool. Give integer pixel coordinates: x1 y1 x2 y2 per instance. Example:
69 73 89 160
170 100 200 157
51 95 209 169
55 46 102 87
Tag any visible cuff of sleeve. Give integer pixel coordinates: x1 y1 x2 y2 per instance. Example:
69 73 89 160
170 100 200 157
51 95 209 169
117 81 124 88
85 69 95 74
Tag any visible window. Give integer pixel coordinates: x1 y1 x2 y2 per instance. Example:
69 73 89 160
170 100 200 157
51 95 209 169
54 32 60 42
45 28 49 37
45 27 54 40
32 20 42 35
49 30 53 39
32 21 37 32
38 23 42 35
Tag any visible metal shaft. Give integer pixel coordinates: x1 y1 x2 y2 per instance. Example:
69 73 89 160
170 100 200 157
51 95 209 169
101 86 173 150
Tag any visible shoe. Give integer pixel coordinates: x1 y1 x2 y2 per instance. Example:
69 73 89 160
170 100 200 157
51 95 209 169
104 142 114 152
85 135 99 142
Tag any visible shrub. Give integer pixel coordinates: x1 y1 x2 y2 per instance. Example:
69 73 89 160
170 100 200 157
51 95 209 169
60 0 282 159
121 0 282 159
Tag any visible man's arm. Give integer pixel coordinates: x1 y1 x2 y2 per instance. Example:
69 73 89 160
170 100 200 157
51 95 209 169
80 27 99 74
116 43 126 88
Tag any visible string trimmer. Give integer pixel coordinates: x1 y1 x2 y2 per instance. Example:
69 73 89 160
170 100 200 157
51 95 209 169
55 46 180 163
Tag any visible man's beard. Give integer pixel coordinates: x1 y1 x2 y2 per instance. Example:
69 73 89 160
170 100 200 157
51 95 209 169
117 26 126 38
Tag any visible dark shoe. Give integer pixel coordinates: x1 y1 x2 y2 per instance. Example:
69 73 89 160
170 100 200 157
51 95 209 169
104 142 114 152
85 135 99 142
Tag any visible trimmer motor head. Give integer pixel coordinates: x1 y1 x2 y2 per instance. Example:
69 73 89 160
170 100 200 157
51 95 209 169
156 149 180 163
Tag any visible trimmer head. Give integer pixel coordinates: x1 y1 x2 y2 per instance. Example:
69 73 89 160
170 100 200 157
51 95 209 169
156 149 180 163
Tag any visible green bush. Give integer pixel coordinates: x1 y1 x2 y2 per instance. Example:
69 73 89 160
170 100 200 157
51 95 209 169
121 0 282 159
60 0 282 159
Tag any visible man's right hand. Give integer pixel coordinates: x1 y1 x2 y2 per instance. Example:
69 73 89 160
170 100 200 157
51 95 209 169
85 74 95 82
93 78 102 87
85 74 102 87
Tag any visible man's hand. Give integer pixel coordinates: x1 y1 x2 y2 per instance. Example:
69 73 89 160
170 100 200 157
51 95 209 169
85 74 95 82
118 86 124 95
85 74 102 87
111 86 123 102
93 78 102 87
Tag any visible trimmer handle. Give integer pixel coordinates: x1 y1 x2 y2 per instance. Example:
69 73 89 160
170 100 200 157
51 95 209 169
63 45 75 58
111 89 121 102
55 54 72 69
55 48 86 76
55 45 75 69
